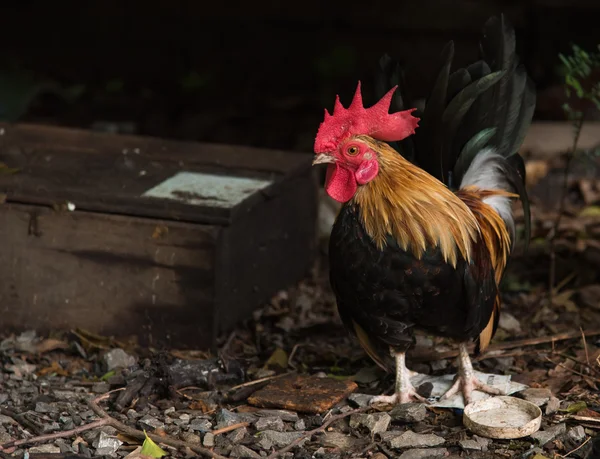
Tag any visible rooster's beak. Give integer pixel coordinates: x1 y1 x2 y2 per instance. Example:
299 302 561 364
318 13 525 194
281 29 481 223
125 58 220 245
312 154 336 166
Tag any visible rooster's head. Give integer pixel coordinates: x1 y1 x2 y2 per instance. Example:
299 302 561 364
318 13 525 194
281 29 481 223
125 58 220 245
313 82 419 203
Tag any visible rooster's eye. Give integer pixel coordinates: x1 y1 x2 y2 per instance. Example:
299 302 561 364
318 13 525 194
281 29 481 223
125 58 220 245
346 146 359 156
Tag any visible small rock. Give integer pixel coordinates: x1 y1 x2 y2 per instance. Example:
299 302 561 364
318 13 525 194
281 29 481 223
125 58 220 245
180 432 201 444
389 430 445 449
294 419 306 431
521 388 552 406
349 412 391 434
566 425 586 442
164 406 176 416
0 432 12 443
203 432 215 447
459 435 491 451
390 403 427 423
255 416 285 432
35 401 58 413
546 396 561 415
92 382 110 394
0 415 16 425
227 427 248 443
415 335 433 348
215 408 250 429
398 448 448 459
257 431 305 449
430 360 449 371
139 415 164 431
42 421 61 433
320 431 357 449
103 348 136 371
531 423 567 446
231 444 262 458
94 431 123 456
29 444 61 454
313 447 326 457
189 418 212 432
256 409 299 422
348 393 373 408
498 312 522 333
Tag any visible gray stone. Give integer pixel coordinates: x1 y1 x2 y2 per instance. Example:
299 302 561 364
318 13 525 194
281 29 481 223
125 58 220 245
398 448 448 459
320 431 357 449
566 425 586 442
255 416 285 432
227 427 248 443
0 415 16 425
430 360 449 371
257 431 305 449
521 388 552 406
35 402 58 413
256 409 298 422
390 403 427 423
92 382 110 394
139 415 164 431
203 432 215 447
294 419 306 431
498 312 522 333
349 412 391 435
103 348 136 371
348 393 374 408
29 445 61 454
230 444 262 458
163 406 176 416
389 431 445 449
459 435 491 451
94 431 123 456
215 408 254 429
189 418 212 432
531 423 567 445
180 432 201 445
546 396 561 415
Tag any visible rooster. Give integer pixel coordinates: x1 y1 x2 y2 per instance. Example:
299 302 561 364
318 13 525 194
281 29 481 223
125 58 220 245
312 15 534 405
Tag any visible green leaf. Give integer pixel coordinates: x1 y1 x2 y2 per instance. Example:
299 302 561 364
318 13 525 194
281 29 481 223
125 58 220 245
100 370 116 381
579 206 600 217
140 431 167 458
562 401 587 414
264 348 288 370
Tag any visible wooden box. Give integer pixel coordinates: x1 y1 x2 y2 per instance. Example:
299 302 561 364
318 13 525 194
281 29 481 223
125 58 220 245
0 123 317 349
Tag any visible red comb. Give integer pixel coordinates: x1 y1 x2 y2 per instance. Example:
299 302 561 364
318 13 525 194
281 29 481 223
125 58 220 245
314 81 420 153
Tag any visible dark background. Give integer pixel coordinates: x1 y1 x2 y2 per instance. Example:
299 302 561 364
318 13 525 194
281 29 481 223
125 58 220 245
0 0 598 152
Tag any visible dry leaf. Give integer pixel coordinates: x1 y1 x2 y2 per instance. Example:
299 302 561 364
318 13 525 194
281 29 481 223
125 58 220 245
37 361 69 377
36 338 69 354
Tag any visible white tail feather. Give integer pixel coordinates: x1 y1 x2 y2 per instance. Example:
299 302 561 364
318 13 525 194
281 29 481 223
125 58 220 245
459 148 515 238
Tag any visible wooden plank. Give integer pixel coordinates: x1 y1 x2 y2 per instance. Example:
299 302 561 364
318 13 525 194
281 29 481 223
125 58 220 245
0 203 220 348
0 123 313 225
217 168 318 333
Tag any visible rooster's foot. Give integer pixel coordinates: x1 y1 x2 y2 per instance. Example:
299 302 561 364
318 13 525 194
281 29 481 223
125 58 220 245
369 350 428 405
439 342 504 405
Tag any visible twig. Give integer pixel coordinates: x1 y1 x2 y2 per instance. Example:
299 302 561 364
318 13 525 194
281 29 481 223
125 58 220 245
288 344 301 371
210 422 250 436
227 372 293 392
410 329 600 362
548 116 585 302
0 406 43 435
581 327 591 367
0 419 110 450
266 407 369 459
561 435 591 458
544 356 600 383
87 393 227 459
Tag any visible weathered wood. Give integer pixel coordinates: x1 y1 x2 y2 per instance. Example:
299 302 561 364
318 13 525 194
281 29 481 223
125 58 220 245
0 203 218 347
0 123 317 348
0 123 310 225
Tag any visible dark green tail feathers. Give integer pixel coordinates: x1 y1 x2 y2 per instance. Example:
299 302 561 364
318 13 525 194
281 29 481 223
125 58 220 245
374 14 535 247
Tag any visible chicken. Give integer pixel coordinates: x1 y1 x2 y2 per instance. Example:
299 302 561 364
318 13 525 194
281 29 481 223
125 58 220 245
311 15 535 406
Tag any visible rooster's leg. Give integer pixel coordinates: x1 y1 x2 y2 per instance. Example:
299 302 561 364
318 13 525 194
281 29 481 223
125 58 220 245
370 351 427 405
440 342 503 405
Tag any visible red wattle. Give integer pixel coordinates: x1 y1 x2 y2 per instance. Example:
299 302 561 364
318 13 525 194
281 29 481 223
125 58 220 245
325 164 357 203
